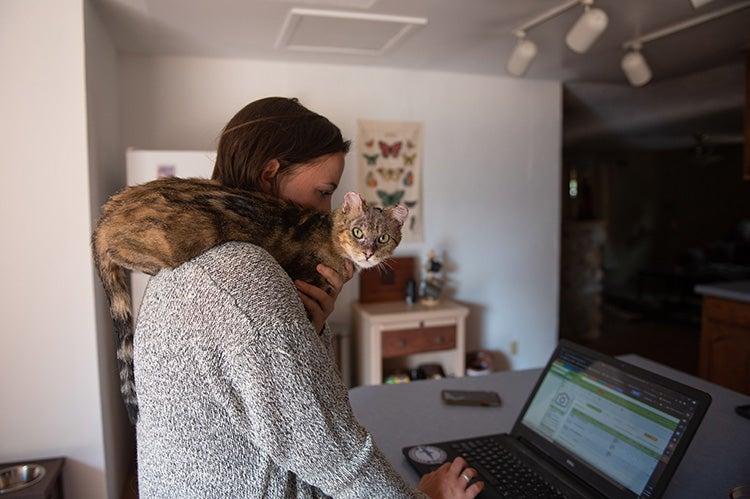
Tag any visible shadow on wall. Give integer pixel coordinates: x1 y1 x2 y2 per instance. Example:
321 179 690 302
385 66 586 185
452 299 512 372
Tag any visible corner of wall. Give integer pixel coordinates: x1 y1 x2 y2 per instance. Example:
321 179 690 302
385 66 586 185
84 1 136 498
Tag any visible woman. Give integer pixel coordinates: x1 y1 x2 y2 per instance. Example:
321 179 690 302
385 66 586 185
134 97 485 498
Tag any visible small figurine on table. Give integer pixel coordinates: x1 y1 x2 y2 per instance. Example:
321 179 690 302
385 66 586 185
419 250 444 306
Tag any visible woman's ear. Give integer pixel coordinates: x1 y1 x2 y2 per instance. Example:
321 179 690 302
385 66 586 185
259 159 280 193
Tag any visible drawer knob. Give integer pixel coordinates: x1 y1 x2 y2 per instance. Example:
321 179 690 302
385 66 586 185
433 336 445 344
398 340 407 348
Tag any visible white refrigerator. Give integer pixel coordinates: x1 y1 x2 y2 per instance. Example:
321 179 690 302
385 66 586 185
125 149 216 319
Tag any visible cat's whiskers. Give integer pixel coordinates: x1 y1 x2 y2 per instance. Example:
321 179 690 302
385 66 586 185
374 259 394 277
379 259 394 272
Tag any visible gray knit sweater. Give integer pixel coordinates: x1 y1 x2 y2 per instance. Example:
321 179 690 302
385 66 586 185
134 242 425 498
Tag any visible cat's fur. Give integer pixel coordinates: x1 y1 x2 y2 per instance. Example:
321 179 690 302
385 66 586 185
91 177 408 423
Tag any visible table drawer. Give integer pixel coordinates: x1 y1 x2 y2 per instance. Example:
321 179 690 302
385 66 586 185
381 325 456 358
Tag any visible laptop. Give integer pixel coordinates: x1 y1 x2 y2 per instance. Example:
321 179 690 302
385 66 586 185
403 340 711 499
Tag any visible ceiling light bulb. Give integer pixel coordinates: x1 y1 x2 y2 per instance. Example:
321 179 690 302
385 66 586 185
565 6 609 53
621 50 652 87
506 38 538 77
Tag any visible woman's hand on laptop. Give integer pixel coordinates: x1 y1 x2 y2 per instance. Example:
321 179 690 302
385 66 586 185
417 456 485 498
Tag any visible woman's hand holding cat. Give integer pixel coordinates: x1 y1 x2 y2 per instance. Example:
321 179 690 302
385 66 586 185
294 261 355 334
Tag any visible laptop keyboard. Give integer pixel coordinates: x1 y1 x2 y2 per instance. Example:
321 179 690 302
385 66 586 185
450 437 568 499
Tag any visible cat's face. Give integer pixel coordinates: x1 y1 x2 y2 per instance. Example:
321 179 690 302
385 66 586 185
334 192 408 269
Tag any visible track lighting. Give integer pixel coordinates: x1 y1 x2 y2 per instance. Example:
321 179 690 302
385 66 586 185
622 0 750 86
565 4 609 53
507 35 538 77
507 0 607 77
506 0 750 83
621 48 652 87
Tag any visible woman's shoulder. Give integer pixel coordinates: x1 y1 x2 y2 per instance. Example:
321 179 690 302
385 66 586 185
195 242 306 321
191 241 281 278
152 242 308 328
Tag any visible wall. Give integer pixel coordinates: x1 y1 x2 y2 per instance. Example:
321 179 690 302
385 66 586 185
84 1 135 498
119 55 561 369
0 1 108 497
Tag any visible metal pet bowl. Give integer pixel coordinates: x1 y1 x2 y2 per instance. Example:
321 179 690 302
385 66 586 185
0 464 46 495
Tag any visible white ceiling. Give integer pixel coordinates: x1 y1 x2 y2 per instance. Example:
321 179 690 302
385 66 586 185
94 0 749 149
94 0 750 83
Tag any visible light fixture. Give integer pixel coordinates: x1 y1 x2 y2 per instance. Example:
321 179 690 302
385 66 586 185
621 48 652 87
565 3 609 53
622 0 750 86
507 34 538 77
506 0 608 77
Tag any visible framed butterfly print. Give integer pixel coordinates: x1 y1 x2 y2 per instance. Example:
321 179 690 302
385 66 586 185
357 119 423 242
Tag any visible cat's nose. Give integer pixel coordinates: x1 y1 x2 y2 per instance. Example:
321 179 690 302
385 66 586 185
364 250 374 260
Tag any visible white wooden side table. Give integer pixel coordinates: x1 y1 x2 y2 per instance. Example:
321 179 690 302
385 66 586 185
352 300 469 385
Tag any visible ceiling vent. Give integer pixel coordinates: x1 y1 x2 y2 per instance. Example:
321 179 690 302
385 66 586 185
275 8 427 56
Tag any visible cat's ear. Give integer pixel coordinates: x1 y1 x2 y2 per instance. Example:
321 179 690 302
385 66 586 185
389 203 409 226
342 192 365 214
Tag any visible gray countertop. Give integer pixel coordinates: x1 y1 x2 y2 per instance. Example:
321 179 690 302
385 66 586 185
694 280 750 304
350 354 750 499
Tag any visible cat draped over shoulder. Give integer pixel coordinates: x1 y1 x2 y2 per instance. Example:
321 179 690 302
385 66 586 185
91 177 408 424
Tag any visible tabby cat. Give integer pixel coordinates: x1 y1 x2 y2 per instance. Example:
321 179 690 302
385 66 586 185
91 177 408 423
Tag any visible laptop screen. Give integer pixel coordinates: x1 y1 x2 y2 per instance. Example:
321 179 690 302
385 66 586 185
518 345 703 498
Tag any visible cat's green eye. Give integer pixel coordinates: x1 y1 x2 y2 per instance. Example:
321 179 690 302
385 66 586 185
352 227 364 239
378 234 390 244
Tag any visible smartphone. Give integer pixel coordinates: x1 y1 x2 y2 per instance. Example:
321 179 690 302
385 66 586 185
441 389 502 407
736 404 750 420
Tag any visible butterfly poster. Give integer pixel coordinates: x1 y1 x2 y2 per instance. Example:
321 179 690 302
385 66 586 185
357 120 423 243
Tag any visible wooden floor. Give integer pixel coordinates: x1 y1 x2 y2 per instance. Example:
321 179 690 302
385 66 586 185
576 308 700 376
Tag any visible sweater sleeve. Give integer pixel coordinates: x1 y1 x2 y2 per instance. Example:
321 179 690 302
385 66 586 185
189 245 427 498
319 322 340 377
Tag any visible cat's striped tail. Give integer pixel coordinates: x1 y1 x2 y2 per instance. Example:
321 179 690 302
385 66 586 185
91 230 139 424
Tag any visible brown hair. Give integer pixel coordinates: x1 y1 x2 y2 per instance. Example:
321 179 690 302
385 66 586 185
212 97 350 193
